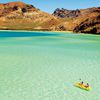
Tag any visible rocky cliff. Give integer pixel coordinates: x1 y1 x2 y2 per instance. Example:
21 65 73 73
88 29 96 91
53 7 100 34
73 7 100 34
53 8 80 18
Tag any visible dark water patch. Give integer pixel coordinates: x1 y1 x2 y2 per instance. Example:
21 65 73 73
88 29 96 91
0 31 59 37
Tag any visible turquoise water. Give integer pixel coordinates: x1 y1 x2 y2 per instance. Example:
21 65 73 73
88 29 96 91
0 31 100 100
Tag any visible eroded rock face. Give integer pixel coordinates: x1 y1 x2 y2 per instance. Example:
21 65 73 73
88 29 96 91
73 8 100 34
0 2 37 17
53 7 100 34
53 8 80 18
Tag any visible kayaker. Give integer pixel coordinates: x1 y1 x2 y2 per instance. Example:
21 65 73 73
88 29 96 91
79 81 84 85
85 83 89 88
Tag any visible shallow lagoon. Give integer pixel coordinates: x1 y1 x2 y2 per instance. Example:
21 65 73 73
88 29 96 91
0 31 100 100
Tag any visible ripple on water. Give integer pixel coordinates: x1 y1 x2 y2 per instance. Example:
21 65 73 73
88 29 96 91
0 31 100 100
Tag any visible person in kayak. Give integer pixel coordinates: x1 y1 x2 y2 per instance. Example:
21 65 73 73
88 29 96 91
79 81 84 85
85 83 89 88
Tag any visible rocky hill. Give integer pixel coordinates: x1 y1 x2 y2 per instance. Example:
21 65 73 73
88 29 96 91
0 2 60 30
53 7 100 34
0 2 100 34
53 8 80 18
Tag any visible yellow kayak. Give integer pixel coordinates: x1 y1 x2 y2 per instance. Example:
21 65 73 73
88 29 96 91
74 83 91 91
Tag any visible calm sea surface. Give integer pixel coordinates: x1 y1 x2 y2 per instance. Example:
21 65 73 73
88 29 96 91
0 31 100 100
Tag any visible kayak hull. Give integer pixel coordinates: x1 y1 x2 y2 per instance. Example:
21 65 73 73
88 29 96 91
74 83 91 91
